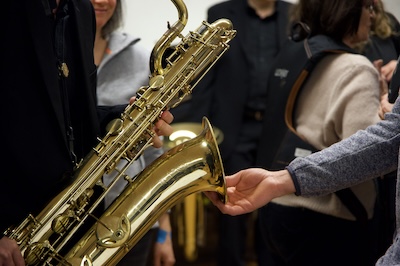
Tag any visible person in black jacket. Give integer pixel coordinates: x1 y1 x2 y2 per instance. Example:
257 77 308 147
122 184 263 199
172 0 293 265
0 1 173 265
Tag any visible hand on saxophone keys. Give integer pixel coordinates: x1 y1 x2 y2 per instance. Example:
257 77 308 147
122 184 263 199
0 236 25 266
129 96 175 148
153 111 175 148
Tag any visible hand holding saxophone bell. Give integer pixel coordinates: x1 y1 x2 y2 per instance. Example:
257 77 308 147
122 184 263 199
4 0 236 265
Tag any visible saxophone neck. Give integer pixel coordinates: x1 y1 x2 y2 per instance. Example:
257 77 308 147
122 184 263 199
150 0 188 76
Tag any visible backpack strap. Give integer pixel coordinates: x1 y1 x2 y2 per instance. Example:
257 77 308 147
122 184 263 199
284 36 355 135
259 34 368 222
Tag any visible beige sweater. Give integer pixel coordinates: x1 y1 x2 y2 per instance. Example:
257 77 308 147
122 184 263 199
272 53 381 220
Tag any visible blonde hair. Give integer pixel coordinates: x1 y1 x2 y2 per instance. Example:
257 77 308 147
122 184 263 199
371 0 393 39
353 0 399 53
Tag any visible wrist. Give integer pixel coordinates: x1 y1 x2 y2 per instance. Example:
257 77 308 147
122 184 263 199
156 229 171 244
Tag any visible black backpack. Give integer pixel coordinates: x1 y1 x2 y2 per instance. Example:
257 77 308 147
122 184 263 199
256 30 368 222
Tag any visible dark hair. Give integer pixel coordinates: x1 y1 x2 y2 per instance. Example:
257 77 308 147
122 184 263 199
290 0 364 41
101 0 123 38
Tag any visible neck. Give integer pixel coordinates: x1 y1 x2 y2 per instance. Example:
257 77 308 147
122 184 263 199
342 35 357 49
94 32 108 66
247 0 276 19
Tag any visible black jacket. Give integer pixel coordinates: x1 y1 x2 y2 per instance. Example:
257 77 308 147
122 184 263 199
0 0 120 232
172 0 293 162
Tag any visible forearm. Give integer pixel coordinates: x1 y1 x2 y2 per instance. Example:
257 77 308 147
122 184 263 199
288 111 399 196
157 213 172 233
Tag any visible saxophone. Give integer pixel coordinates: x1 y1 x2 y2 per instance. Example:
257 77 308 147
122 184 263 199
4 1 236 265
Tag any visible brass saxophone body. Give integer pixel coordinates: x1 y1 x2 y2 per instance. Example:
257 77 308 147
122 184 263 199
4 0 236 265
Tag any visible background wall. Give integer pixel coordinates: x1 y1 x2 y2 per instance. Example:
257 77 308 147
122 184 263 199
122 0 400 50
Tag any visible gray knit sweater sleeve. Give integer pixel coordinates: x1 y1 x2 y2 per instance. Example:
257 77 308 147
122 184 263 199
287 98 400 265
287 98 400 197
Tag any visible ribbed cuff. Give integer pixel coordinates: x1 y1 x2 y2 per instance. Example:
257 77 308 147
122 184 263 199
286 165 301 196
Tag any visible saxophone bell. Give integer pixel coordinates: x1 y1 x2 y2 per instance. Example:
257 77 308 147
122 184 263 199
63 117 226 265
